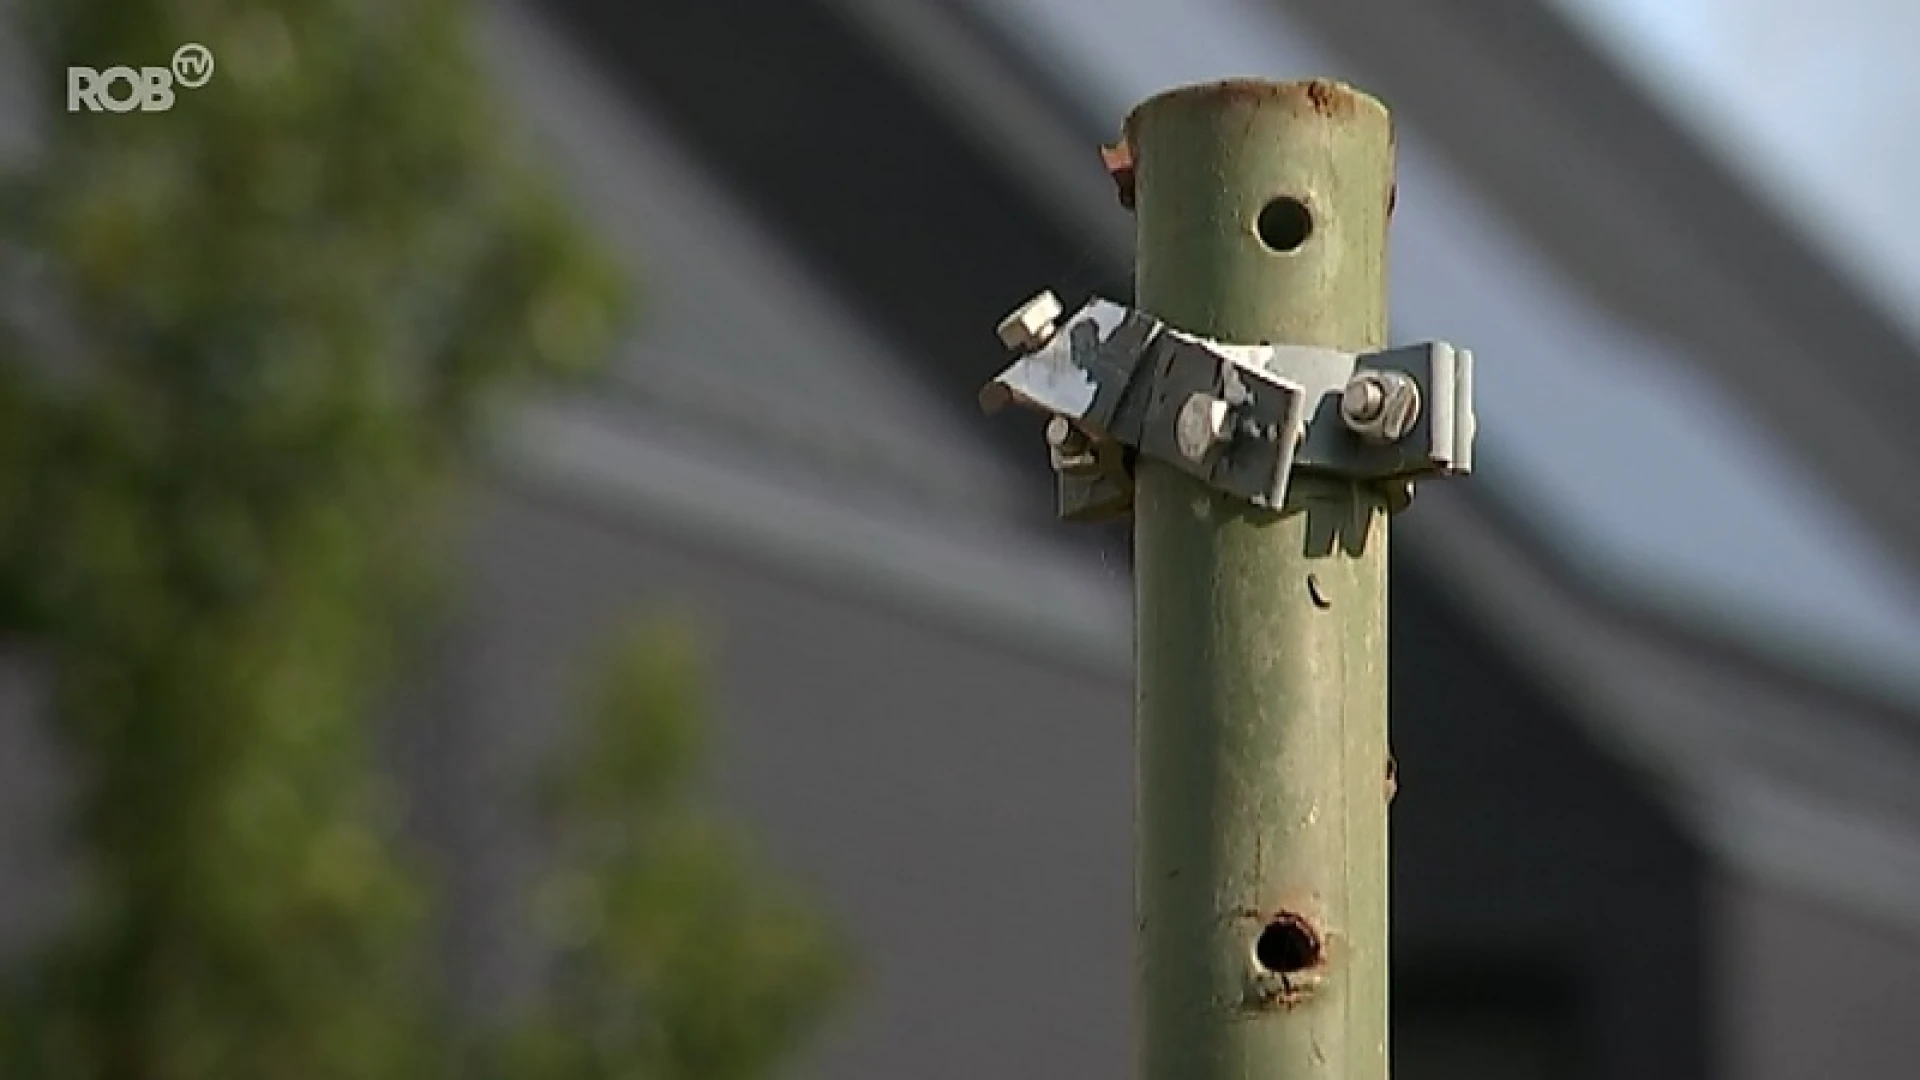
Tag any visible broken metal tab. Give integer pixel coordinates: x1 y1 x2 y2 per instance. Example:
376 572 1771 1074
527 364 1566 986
979 297 1158 433
979 297 1159 522
982 294 1476 521
1133 332 1306 510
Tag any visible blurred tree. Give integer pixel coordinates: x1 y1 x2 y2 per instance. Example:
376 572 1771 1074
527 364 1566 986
0 2 846 1079
502 626 847 1080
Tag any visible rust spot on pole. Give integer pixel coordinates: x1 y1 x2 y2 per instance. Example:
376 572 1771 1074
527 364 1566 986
1304 79 1344 117
1120 78 1387 147
1101 140 1136 210
1245 910 1328 1010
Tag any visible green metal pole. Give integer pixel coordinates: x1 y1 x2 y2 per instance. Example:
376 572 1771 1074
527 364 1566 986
1128 79 1396 1080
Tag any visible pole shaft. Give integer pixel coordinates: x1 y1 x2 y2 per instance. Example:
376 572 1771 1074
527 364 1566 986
1129 79 1396 1080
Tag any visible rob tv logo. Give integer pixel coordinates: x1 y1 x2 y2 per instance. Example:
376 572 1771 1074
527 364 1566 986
68 43 214 113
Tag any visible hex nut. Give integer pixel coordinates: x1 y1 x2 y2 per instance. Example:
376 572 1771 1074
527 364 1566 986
996 291 1064 354
1174 392 1233 464
1341 370 1421 443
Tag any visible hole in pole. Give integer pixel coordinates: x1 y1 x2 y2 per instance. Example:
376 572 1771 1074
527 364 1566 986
1256 196 1313 252
1254 913 1322 974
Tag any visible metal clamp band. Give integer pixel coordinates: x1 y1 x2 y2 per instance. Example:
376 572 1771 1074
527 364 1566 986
980 293 1476 522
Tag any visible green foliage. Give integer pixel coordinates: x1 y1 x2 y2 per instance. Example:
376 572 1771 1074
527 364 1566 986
503 626 848 1080
0 1 846 1078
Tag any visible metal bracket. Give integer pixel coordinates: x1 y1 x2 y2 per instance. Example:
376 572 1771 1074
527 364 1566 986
980 293 1476 522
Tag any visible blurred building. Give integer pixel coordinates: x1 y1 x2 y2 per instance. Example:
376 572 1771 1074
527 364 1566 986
8 2 1917 1079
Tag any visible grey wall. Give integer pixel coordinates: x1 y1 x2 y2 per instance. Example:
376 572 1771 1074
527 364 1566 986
393 469 1715 1080
1391 568 1710 1080
1716 875 1920 1080
395 478 1135 1079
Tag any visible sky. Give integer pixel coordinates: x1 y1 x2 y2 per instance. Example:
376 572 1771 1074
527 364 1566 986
1550 0 1920 338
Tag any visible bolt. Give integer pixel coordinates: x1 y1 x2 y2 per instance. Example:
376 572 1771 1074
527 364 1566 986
1342 377 1384 423
1341 370 1421 443
1045 415 1101 476
996 290 1064 354
1174 392 1232 464
1045 415 1076 449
